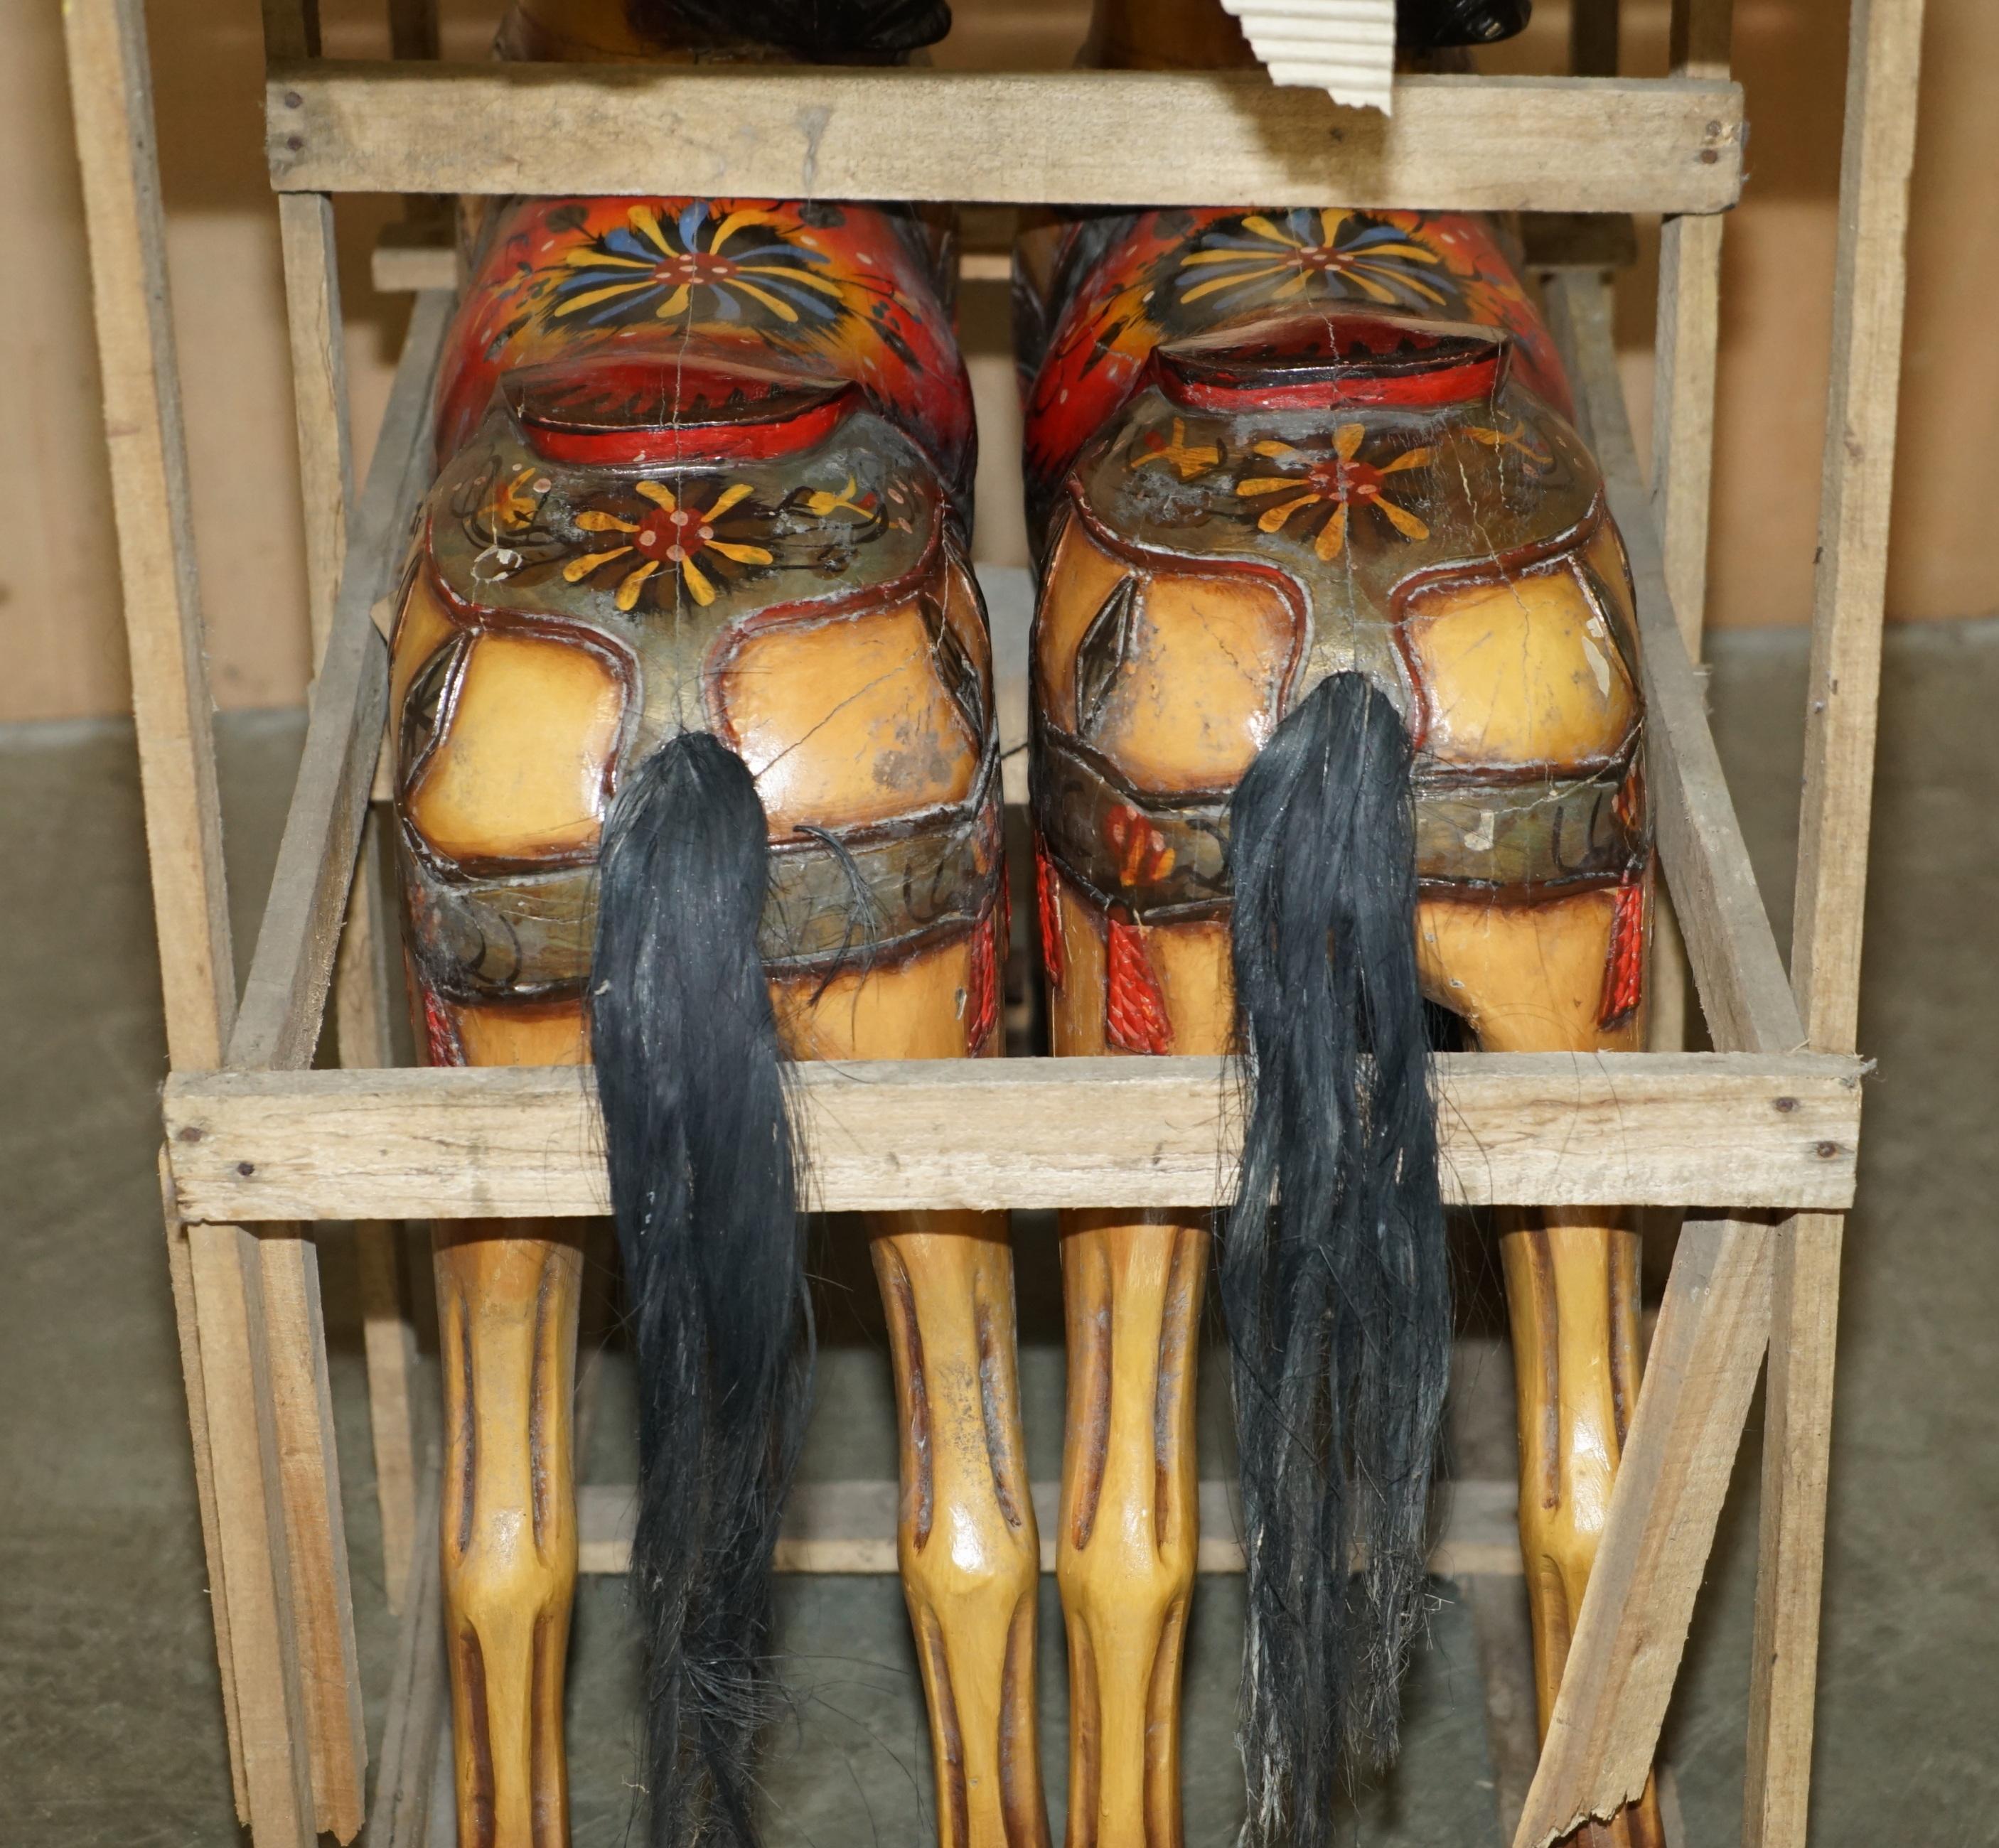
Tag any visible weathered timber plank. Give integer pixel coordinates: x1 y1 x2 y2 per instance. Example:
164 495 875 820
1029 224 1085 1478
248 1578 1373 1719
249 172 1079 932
267 66 1742 213
1550 269 1804 1059
1749 1 1926 1837
277 190 353 661
365 1459 446 1848
156 1156 248 1820
186 1223 319 1848
1512 1216 1774 1848
1791 0 1922 1060
227 291 452 1073
162 1052 1862 1222
258 1235 366 1840
1745 1210 1843 1848
68 0 245 1810
336 808 422 1609
574 1476 1520 1577
66 0 235 1069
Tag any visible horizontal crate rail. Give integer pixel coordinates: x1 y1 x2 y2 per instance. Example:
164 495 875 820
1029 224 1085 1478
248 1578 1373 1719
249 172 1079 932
267 65 1745 213
161 1051 1863 1222
574 1474 1526 1576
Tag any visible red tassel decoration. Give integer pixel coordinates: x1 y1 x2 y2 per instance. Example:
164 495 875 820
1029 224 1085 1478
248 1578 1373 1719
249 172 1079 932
422 988 464 1067
1596 869 1647 1028
1035 835 1066 989
1106 913 1174 1055
965 904 1002 1052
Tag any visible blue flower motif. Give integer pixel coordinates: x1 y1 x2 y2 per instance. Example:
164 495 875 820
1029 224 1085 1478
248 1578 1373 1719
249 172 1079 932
1172 210 1459 319
549 203 848 331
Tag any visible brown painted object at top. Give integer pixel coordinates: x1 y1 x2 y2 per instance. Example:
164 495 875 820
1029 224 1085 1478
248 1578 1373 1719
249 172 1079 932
1019 2 1661 1842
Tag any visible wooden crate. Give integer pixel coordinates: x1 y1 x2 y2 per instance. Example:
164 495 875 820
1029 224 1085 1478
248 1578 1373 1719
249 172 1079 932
64 0 1926 1839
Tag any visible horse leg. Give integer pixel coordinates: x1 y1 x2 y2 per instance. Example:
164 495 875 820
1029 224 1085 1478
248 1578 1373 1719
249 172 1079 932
428 1001 589 1848
1417 885 1665 1848
776 947 1049 1848
1040 884 1230 1848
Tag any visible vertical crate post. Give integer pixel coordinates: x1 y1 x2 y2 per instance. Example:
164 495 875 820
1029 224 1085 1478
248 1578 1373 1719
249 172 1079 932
1746 1 1929 1842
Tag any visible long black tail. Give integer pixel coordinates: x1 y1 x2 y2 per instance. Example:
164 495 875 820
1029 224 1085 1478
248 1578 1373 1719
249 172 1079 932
1221 672 1450 1841
589 732 811 1848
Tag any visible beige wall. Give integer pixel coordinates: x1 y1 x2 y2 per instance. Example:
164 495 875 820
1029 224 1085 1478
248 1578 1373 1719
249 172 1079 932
7 0 1990 722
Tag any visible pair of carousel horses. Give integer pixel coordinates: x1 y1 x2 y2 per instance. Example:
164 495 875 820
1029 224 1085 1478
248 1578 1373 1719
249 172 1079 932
390 0 1658 1843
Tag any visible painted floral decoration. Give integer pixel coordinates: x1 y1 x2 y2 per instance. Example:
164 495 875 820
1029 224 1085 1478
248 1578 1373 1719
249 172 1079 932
551 470 889 611
549 203 849 331
1172 210 1460 318
1234 426 1433 560
562 480 773 608
1127 417 1222 481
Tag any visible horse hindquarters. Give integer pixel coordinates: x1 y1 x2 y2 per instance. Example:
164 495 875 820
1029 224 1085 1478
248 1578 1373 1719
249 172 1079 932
1031 300 1656 1842
395 338 1040 1842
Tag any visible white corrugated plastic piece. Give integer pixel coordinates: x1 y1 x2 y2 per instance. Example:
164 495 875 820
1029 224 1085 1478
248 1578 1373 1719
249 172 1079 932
1218 0 1398 113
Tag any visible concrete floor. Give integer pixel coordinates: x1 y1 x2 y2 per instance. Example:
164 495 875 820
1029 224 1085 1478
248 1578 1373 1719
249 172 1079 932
2 619 1995 1845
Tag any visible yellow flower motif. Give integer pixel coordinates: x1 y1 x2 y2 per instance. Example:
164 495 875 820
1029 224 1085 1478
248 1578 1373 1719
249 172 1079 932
478 466 548 536
800 475 874 518
1127 417 1221 482
562 480 771 609
1234 425 1432 561
1467 418 1553 471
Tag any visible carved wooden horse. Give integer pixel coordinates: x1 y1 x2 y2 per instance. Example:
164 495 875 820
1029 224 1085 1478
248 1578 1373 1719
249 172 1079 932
390 4 1043 1842
1017 3 1661 1844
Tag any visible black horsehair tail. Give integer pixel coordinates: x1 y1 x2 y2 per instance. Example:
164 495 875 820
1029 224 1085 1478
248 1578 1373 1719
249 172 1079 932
590 732 812 1848
1222 672 1451 1844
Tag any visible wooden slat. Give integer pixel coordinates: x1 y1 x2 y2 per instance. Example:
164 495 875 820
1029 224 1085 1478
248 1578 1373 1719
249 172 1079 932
158 1157 249 1822
364 1460 446 1848
1749 2 1926 1842
1789 0 1922 1058
575 1476 1522 1577
336 810 421 1608
65 0 247 1815
227 291 453 1073
1744 1209 1843 1848
278 190 353 660
1647 200 1725 1058
267 66 1744 213
1548 269 1804 1058
1649 215 1723 631
65 0 234 1070
186 1223 320 1848
1512 1216 1774 1848
259 1235 368 1840
161 1051 1862 1222
224 296 451 1819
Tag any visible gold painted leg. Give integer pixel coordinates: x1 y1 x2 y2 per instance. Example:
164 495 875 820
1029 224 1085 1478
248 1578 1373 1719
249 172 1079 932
872 1211 1050 1848
1501 1214 1666 1848
1056 1211 1206 1848
1038 891 1226 1848
778 937 1049 1848
434 1220 582 1848
1418 885 1663 1847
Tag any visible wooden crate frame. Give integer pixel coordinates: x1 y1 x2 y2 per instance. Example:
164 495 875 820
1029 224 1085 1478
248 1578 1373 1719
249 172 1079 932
63 0 1926 1838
